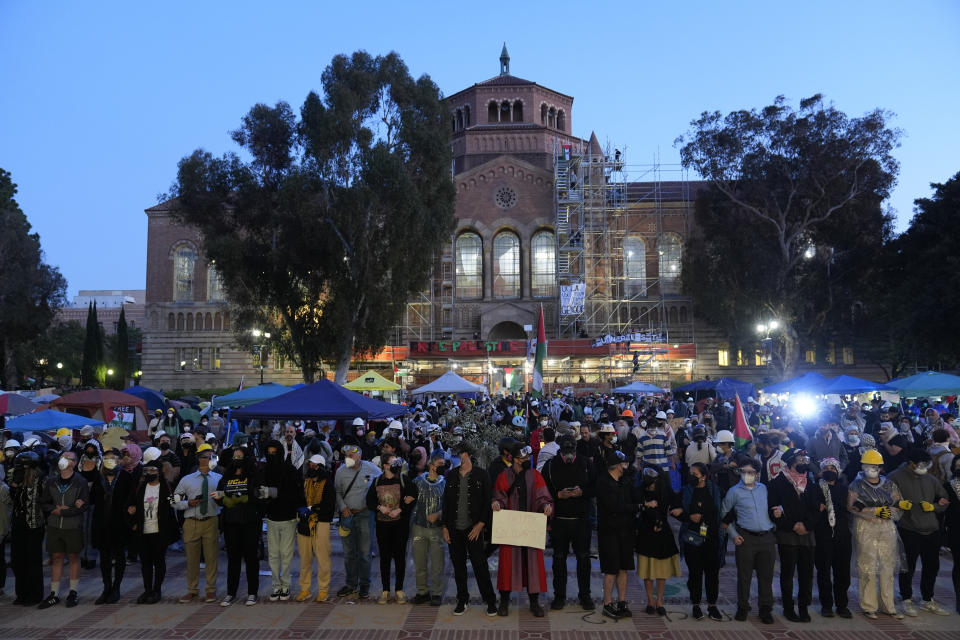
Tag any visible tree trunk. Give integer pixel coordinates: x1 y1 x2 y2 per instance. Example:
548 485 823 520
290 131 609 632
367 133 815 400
2 337 17 389
781 325 801 381
334 332 354 385
300 363 316 384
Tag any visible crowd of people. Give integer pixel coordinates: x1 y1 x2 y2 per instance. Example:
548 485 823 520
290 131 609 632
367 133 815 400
0 391 957 625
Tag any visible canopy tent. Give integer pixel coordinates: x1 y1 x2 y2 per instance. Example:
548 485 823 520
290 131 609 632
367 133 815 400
760 372 828 395
33 393 61 403
0 392 39 416
886 371 960 397
674 377 756 401
122 385 166 412
177 408 202 425
5 409 105 434
410 371 485 395
49 389 148 430
211 383 294 410
344 370 401 392
611 381 667 394
820 375 893 395
231 379 405 421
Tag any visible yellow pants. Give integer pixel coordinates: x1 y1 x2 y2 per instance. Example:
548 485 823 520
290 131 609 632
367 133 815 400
184 517 219 595
298 526 331 594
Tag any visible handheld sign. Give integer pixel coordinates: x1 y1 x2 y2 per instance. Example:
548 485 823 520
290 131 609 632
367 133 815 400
491 510 548 550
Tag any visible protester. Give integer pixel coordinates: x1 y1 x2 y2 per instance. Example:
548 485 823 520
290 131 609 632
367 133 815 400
680 462 724 621
10 451 45 605
215 446 262 606
596 448 637 620
635 464 681 616
335 443 380 600
943 455 960 613
296 454 336 602
260 439 305 601
813 457 853 618
411 450 447 606
128 457 179 604
90 448 134 605
38 451 88 609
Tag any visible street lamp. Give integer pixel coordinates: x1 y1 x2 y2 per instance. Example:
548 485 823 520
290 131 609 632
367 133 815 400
252 329 272 384
107 369 114 376
56 362 63 370
756 319 780 365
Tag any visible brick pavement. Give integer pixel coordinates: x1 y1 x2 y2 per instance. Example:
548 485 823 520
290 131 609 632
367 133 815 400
0 525 955 639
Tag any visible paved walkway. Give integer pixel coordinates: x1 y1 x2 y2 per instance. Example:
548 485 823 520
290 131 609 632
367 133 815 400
1 526 956 639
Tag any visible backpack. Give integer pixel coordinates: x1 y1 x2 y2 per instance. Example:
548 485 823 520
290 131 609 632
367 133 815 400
930 450 949 482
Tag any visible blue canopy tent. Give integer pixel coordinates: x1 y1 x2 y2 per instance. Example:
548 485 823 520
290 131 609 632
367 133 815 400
122 386 166 412
611 381 667 394
674 377 756 401
820 375 893 395
760 372 828 395
886 371 960 397
211 383 294 410
5 410 105 434
231 379 406 421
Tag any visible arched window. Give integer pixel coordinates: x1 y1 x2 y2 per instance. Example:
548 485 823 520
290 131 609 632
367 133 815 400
658 233 682 294
222 312 230 330
488 101 498 123
557 109 565 131
176 313 185 331
455 232 483 299
512 100 523 122
186 313 194 332
493 231 520 298
540 104 548 125
456 109 463 131
669 307 679 324
213 312 222 331
500 101 511 122
530 231 556 297
167 313 175 331
173 243 196 301
195 313 203 331
464 105 471 127
624 236 647 297
548 107 556 128
205 312 213 331
208 265 226 302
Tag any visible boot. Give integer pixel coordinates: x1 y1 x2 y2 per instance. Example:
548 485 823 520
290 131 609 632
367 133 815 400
529 593 545 618
94 586 111 605
551 593 565 610
783 603 800 622
107 558 125 604
497 591 510 617
798 605 811 622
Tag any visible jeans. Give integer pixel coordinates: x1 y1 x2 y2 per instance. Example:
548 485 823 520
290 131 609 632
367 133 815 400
223 523 260 598
449 527 496 605
266 519 297 592
341 510 372 591
898 528 940 601
734 531 775 612
815 532 851 610
551 517 591 599
412 524 444 596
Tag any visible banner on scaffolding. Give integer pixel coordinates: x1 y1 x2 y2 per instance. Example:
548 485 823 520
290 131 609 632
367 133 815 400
560 282 585 315
592 332 665 348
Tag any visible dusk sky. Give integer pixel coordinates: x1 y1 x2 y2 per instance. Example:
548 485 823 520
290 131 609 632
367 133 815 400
2 1 957 297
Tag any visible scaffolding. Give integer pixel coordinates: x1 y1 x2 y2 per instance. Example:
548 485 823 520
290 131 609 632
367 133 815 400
554 139 694 387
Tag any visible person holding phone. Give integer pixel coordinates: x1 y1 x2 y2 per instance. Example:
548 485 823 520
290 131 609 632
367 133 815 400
171 444 221 603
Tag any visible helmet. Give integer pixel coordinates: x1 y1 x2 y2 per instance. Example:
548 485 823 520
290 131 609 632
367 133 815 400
3 439 21 451
352 417 365 427
715 430 735 444
56 428 71 438
655 411 668 420
196 443 213 454
511 415 527 428
14 450 40 468
620 409 634 418
142 446 162 463
860 449 884 466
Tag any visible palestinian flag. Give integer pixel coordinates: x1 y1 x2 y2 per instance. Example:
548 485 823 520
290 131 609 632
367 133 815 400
531 306 546 397
733 393 753 449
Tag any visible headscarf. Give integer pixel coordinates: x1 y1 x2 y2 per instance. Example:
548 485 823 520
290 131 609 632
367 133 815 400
122 443 142 471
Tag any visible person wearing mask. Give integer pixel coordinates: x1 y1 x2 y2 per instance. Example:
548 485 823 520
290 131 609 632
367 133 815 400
178 433 198 477
296 454 336 603
215 446 262 607
680 462 724 621
488 437 516 486
491 443 554 617
721 457 777 624
808 419 847 473
442 441 498 617
595 448 637 620
160 408 182 439
154 433 181 486
90 448 134 605
684 426 716 467
813 457 852 618
888 448 951 616
536 428 559 472
848 448 905 618
335 443 379 600
172 445 222 603
636 413 674 473
148 409 164 438
367 453 416 605
634 464 682 617
541 435 595 611
943 455 960 614
929 428 955 482
127 455 179 604
10 451 45 605
766 448 823 622
258 439 305 601
38 451 89 609
207 410 226 441
411 450 447 606
755 432 784 484
77 440 102 570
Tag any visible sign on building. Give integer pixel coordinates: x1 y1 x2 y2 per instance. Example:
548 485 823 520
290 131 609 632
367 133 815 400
560 282 585 315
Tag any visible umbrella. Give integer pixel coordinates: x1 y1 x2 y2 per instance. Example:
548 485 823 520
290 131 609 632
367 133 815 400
122 386 166 412
611 381 667 394
5 410 105 433
178 408 202 425
761 372 828 395
33 393 61 403
0 392 38 416
179 395 203 409
820 375 893 395
885 371 960 397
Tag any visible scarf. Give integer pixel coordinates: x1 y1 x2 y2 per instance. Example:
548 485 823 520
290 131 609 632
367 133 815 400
123 443 142 471
949 476 960 503
782 466 808 495
819 479 836 530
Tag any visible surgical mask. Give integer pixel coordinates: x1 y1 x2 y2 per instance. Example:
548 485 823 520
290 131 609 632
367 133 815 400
344 457 357 468
611 435 618 444
913 466 928 476
864 467 880 479
741 472 756 486
167 412 174 418
102 458 118 470
58 457 71 471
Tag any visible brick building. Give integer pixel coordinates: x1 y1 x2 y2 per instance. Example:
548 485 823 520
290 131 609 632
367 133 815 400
56 290 145 335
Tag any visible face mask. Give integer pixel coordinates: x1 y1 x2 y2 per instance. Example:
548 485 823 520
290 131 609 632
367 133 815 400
561 454 576 464
344 457 357 468
102 458 118 470
689 474 702 485
741 472 756 486
521 460 531 471
822 470 838 482
232 457 244 466
159 442 170 451
794 463 809 473
58 457 71 471
611 435 618 444
913 466 928 476
864 467 880 479
144 469 159 480
306 467 319 477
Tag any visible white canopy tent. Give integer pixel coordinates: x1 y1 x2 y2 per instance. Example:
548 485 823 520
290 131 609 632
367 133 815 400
611 381 667 394
411 370 486 395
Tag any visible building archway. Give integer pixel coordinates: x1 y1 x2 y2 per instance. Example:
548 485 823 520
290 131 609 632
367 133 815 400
487 321 526 341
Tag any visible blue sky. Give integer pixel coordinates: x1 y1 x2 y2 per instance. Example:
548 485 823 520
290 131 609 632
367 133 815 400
2 1 958 296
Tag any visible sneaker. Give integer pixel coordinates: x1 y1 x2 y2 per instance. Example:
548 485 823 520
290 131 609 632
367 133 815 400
316 592 328 603
336 586 357 598
395 590 406 605
279 589 290 601
65 591 79 608
412 593 431 605
735 607 748 621
602 602 621 620
708 605 723 621
618 601 632 618
295 591 311 602
220 595 235 607
38 592 60 609
884 609 905 620
269 590 282 602
453 600 468 615
760 610 774 624
551 596 565 610
580 595 595 611
920 600 950 616
836 607 853 618
902 599 918 617
358 588 369 600
864 610 878 619
377 590 390 605
178 593 198 604
245 595 257 606
692 604 704 620
485 601 497 616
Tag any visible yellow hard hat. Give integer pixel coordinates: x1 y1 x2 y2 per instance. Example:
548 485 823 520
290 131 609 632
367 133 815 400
56 428 71 438
197 443 214 454
860 448 884 466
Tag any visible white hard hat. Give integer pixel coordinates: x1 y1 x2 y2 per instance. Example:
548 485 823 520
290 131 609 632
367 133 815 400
3 440 21 450
142 446 162 463
352 417 365 426
655 411 668 420
747 397 755 403
715 430 735 444
23 437 40 448
308 454 326 466
387 420 403 431
599 423 616 433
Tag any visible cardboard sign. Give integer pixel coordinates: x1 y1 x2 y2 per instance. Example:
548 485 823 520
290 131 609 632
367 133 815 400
491 509 548 550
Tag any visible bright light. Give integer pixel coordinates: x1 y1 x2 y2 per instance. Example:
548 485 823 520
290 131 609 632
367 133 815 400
768 320 779 330
756 323 767 334
793 394 817 418
251 329 262 337
135 370 143 377
179 361 186 368
804 245 816 260
56 362 63 369
107 369 114 376
264 332 271 339
548 359 557 367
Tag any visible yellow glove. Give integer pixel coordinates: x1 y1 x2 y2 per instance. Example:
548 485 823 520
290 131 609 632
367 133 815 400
920 501 935 512
897 500 913 511
875 506 892 519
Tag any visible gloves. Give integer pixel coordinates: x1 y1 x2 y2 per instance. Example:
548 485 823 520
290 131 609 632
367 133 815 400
256 486 278 500
297 507 311 518
920 501 935 512
875 506 892 520
898 500 913 511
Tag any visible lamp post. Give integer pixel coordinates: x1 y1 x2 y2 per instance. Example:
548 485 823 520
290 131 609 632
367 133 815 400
252 329 271 384
756 319 779 365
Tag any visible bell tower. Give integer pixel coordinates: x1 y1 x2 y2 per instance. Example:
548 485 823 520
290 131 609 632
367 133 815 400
499 42 510 75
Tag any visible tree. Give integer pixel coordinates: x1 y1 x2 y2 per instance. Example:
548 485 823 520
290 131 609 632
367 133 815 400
81 302 105 387
113 306 130 389
675 95 900 379
0 169 67 389
169 51 456 383
31 320 86 384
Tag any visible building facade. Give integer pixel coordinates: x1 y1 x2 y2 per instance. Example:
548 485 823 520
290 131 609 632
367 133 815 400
56 290 145 335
